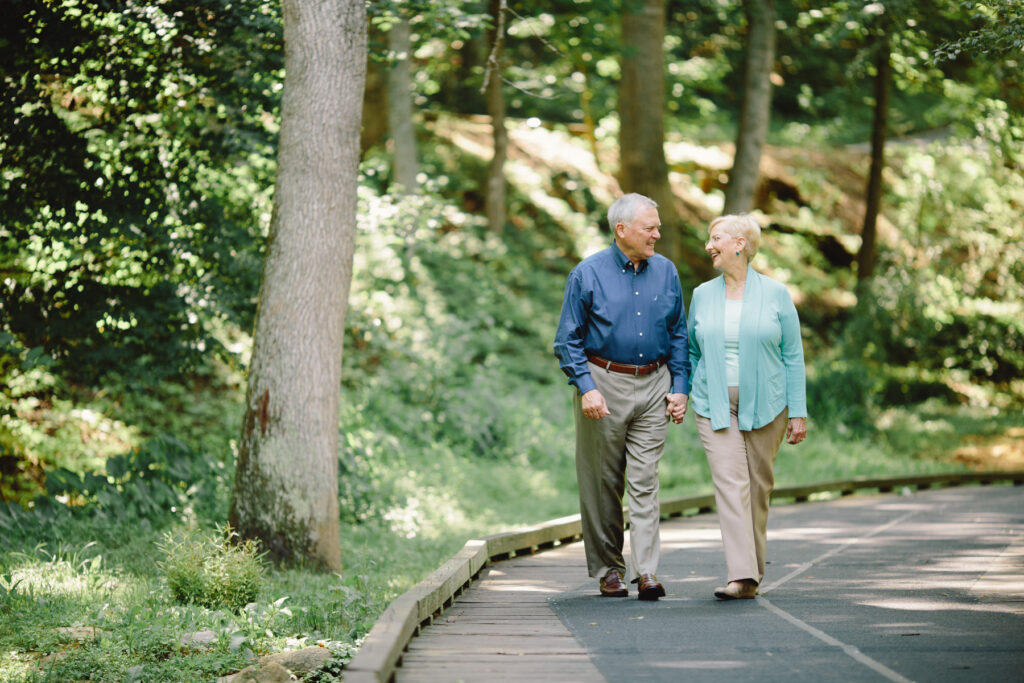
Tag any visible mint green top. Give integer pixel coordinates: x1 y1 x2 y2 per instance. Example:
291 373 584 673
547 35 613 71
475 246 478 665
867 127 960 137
685 266 807 431
724 299 742 387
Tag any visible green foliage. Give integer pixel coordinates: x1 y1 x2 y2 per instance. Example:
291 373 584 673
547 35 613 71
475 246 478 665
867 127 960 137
158 525 264 611
0 0 280 385
934 0 1024 62
846 141 1024 384
51 435 225 520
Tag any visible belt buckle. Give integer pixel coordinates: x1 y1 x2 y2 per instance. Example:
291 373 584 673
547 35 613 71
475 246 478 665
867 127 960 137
634 364 640 376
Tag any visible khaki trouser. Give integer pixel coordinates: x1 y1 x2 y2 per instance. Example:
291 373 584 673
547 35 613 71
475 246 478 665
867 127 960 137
574 361 670 581
695 386 788 584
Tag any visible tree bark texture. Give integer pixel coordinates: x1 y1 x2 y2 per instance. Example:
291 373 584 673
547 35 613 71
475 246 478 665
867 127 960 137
724 0 776 215
230 0 366 572
387 17 419 192
618 0 688 270
485 0 508 232
858 31 891 287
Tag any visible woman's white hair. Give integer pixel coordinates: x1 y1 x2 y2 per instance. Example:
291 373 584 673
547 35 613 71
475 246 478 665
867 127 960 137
608 193 658 230
710 214 761 260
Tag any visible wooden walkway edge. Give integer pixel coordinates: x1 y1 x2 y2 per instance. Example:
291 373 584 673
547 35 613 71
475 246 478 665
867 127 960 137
342 470 1024 682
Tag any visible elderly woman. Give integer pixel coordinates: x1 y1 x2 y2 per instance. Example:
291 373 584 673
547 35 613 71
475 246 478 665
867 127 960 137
685 214 807 600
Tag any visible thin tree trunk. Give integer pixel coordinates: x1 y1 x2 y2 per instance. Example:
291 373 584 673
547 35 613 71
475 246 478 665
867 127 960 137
579 63 605 175
858 31 891 287
724 0 776 215
229 0 366 572
387 17 418 192
485 0 507 232
361 41 388 155
618 0 680 262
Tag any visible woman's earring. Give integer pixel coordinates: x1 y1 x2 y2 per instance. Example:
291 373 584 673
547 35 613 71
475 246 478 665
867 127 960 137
735 251 740 256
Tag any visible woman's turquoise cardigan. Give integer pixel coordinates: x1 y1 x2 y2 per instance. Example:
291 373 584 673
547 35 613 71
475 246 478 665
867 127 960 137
686 266 807 431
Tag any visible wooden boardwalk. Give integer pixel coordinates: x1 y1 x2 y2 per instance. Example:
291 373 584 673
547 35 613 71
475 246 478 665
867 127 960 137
345 472 1024 683
395 543 602 682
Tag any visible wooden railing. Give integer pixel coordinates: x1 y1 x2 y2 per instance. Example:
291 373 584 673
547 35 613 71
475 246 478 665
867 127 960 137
343 470 1024 682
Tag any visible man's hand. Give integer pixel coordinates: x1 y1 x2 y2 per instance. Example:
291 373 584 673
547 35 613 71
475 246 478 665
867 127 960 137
581 389 611 420
786 417 807 444
665 393 688 424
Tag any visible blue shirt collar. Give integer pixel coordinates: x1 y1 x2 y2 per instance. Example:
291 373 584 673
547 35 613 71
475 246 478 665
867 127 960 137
611 240 649 273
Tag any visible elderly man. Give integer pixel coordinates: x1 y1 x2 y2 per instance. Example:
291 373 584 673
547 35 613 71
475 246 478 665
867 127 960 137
554 193 690 600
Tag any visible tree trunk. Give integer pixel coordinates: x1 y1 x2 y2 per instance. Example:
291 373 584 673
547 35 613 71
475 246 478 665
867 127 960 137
387 17 419 192
579 64 605 175
724 0 776 215
618 0 691 271
857 31 891 287
485 0 507 232
229 0 366 572
361 45 388 155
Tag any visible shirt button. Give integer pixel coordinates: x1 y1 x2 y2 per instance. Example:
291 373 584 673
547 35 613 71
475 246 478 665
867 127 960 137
639 332 643 336
639 353 644 358
635 291 639 295
636 311 641 316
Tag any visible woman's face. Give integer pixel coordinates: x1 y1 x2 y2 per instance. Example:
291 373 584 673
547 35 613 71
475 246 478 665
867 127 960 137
705 225 744 271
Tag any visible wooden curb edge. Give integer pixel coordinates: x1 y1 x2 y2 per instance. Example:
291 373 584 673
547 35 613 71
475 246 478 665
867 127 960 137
342 470 1024 682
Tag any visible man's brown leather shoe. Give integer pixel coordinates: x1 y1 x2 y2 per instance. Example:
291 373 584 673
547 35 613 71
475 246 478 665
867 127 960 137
714 579 758 600
637 573 666 601
599 569 628 597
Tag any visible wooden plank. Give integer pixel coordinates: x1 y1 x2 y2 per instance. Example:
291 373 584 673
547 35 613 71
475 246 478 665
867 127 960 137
413 541 488 623
413 623 572 637
483 515 583 558
660 494 717 517
344 591 424 683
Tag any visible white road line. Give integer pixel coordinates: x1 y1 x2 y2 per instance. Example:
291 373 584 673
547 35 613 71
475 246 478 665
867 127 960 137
755 507 928 683
759 509 922 594
758 596 915 683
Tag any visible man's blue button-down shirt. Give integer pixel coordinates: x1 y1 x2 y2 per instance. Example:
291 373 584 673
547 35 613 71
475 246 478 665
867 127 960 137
553 242 690 395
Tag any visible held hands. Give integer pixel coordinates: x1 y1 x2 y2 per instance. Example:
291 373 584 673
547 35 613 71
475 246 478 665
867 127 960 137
786 417 807 444
665 393 688 424
581 389 611 420
582 390 689 423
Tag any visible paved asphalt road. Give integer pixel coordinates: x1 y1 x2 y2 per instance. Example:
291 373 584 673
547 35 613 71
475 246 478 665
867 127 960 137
550 484 1024 682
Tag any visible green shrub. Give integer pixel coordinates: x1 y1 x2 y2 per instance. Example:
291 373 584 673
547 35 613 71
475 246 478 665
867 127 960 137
158 525 264 610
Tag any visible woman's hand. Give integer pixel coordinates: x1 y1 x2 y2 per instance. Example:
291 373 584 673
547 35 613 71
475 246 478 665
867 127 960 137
786 417 807 445
665 393 688 424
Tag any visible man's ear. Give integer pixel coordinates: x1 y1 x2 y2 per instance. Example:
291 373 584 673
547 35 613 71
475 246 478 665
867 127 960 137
614 222 625 238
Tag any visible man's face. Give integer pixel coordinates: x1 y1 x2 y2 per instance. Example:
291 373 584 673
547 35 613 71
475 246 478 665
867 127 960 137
616 205 661 264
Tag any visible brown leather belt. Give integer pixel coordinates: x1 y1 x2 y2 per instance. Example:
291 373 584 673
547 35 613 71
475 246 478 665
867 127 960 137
587 354 665 376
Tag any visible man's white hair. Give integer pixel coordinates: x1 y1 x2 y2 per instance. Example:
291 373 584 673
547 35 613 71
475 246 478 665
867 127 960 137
608 193 658 230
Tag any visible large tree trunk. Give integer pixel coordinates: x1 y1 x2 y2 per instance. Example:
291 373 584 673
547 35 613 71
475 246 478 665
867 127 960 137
724 0 776 215
857 31 891 287
618 0 690 270
229 0 366 572
387 17 419 192
485 0 507 232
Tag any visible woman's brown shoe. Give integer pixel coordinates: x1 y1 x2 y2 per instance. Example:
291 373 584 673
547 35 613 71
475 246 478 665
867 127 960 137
714 580 758 600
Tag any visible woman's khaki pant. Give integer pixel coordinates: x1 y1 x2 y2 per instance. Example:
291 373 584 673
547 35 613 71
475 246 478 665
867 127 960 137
695 386 788 584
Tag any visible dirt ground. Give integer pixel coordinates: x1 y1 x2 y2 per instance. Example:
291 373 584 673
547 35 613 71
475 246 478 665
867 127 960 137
952 427 1024 471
